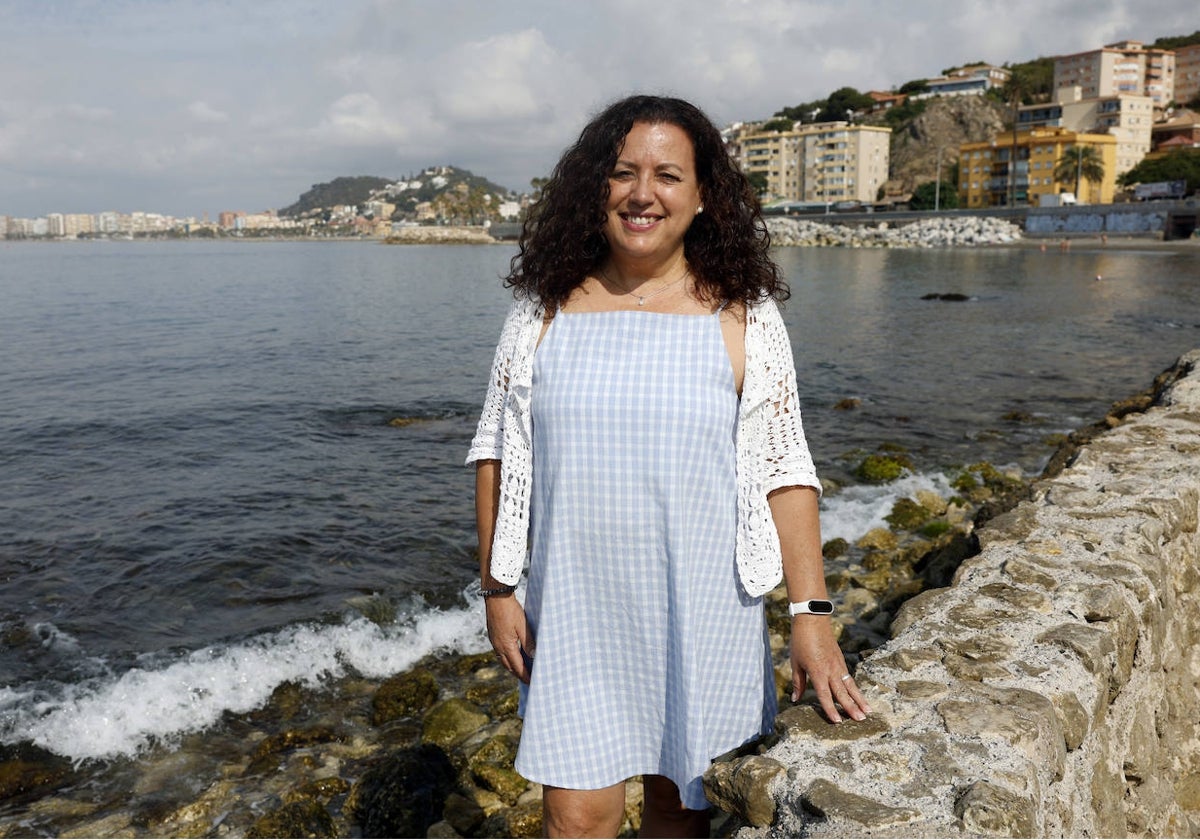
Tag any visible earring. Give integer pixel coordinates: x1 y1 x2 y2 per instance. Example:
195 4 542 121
696 205 704 214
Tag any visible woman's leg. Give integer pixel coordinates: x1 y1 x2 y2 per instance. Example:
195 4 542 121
542 782 626 838
640 775 709 838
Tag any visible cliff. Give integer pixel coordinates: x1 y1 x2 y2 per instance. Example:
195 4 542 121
866 95 1009 196
706 349 1200 837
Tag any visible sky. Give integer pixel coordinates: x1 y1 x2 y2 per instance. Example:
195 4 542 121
1 0 1196 218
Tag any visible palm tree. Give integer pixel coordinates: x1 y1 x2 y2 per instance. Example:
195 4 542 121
1053 144 1105 201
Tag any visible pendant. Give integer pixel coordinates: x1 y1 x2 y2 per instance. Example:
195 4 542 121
637 297 645 306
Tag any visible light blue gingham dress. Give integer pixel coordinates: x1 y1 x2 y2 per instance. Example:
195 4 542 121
516 309 776 809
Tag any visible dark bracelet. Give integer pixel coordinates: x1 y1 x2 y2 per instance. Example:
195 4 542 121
481 585 516 598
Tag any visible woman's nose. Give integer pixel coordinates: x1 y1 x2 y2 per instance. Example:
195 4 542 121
629 175 653 205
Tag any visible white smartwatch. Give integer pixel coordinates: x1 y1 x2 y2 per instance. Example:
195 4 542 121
789 599 834 616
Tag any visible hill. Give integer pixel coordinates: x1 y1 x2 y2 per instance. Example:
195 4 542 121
862 95 1009 196
279 176 392 217
279 167 516 221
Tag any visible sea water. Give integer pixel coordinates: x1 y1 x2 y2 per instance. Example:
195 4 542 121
1 238 1198 761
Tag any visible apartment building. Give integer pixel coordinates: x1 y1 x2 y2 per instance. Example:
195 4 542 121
1018 86 1153 175
958 128 1117 207
1175 43 1200 106
918 63 1011 99
733 121 890 205
1054 41 1175 109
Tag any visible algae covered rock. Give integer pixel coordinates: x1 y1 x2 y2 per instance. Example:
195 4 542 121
422 698 489 749
885 498 931 531
855 449 914 483
349 743 456 839
373 668 440 725
247 797 335 838
468 735 528 804
0 742 76 803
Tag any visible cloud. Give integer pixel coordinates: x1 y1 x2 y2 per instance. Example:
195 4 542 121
1 0 1198 216
186 101 229 124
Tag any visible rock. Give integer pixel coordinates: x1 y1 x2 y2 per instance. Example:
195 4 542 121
885 497 931 530
470 756 528 804
775 704 891 740
921 292 971 301
702 755 786 827
856 528 899 552
246 797 335 838
499 800 544 838
349 744 456 839
822 537 849 559
801 778 921 827
954 780 1037 837
421 698 489 749
425 819 463 838
442 791 486 835
246 727 342 776
0 742 76 803
373 668 440 725
855 453 911 483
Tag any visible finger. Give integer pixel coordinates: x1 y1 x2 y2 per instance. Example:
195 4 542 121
832 677 868 721
791 667 808 703
842 677 872 716
510 643 533 684
811 683 842 724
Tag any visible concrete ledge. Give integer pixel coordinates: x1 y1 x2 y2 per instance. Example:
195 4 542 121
734 349 1200 838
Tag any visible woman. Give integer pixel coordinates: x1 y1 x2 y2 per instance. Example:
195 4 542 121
467 95 869 838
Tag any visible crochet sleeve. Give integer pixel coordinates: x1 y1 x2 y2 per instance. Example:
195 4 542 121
465 300 526 465
751 299 820 495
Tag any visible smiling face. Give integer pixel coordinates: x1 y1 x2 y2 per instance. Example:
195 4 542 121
602 121 703 273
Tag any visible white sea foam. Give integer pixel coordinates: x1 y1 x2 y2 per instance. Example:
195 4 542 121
820 471 957 544
0 590 494 763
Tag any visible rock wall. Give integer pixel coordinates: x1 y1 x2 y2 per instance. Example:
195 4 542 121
709 349 1200 838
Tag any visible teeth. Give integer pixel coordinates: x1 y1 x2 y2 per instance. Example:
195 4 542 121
627 215 656 225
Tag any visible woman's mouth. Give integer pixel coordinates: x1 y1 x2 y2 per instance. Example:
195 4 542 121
621 213 660 228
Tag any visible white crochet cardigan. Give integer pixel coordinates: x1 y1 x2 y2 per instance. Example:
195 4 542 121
466 296 820 597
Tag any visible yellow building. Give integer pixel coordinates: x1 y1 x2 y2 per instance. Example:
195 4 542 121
734 121 890 205
958 128 1117 207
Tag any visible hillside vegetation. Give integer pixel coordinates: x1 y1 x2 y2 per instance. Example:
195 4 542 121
279 167 514 222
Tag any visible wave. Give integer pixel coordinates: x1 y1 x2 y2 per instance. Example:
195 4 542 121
819 470 960 544
0 471 958 763
0 594 494 763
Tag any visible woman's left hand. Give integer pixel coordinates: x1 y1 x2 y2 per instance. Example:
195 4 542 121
790 618 871 723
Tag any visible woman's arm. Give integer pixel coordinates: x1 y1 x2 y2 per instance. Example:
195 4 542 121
476 459 534 683
769 485 870 723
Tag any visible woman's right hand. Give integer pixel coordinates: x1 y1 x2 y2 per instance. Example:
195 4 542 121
485 595 535 684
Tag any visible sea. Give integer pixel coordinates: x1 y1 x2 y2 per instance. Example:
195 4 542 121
1 238 1198 766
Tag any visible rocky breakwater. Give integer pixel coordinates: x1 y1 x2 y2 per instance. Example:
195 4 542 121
766 216 1021 248
706 349 1200 838
384 226 496 244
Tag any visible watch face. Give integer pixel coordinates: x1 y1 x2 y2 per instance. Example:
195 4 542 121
809 599 834 614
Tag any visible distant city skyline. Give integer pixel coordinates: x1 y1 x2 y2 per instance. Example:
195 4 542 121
1 0 1196 218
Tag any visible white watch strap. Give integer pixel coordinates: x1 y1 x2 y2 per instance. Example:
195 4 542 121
789 599 834 616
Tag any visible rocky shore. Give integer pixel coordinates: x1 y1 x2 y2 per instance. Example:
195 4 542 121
766 215 1022 248
0 458 1041 838
0 363 1186 839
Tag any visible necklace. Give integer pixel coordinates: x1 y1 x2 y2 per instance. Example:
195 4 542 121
602 265 691 306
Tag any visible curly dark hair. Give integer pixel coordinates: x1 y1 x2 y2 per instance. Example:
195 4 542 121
505 94 788 311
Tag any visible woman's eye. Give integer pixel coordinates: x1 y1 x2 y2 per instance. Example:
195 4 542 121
611 170 634 180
